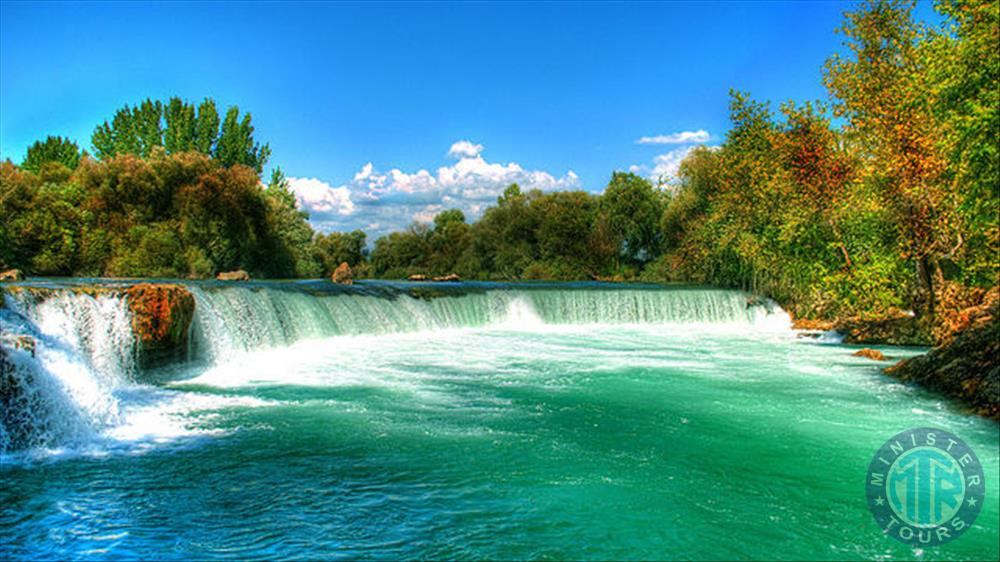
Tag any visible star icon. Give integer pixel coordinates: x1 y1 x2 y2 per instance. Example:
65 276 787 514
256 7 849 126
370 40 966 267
875 497 885 506
967 497 977 507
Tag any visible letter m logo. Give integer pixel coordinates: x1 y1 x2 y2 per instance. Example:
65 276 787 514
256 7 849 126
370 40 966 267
870 472 885 486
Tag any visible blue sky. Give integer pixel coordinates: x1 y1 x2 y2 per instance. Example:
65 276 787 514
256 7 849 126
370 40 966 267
0 0 941 238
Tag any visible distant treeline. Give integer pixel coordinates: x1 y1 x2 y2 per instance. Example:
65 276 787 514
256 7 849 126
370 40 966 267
1 0 996 323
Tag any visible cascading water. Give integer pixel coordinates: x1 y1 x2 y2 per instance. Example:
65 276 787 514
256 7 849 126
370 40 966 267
187 284 787 363
1 281 997 560
1 282 786 454
0 291 133 452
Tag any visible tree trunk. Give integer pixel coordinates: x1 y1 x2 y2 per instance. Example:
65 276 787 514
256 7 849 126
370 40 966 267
915 256 936 319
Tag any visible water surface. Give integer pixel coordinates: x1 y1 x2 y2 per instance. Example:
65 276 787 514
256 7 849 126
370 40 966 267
1 282 997 560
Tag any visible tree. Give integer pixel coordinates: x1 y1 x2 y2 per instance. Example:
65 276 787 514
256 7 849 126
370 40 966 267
599 172 664 265
428 209 470 274
824 0 955 317
164 97 197 154
21 136 83 173
215 106 271 173
90 97 269 172
926 0 999 286
314 230 367 272
194 98 220 154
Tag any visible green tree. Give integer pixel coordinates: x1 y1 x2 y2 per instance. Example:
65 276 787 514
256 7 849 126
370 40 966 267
194 98 220 154
215 106 271 173
314 230 367 272
163 97 197 154
599 172 663 265
90 97 268 172
927 0 999 286
21 136 83 173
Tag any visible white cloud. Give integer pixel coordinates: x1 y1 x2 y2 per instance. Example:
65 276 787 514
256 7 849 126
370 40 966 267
286 177 355 216
635 130 710 145
447 140 484 159
290 141 580 239
630 146 700 186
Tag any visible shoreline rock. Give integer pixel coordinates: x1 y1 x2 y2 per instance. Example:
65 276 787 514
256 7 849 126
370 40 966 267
791 317 835 331
852 348 887 361
432 273 460 282
883 307 999 421
331 262 353 285
0 269 24 282
216 270 250 281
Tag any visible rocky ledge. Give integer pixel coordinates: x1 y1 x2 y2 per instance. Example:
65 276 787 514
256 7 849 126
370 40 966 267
125 283 196 368
884 311 998 421
791 284 999 347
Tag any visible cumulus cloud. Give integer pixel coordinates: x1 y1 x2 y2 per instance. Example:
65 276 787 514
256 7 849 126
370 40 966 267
635 130 710 145
289 141 580 239
630 146 702 186
286 177 355 215
447 140 484 159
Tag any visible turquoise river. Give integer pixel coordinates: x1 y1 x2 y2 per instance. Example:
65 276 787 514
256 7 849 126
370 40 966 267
1 281 997 560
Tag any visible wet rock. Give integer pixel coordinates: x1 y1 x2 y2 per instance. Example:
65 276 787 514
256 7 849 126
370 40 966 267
0 340 37 450
216 270 250 281
791 318 835 331
432 273 461 282
125 283 195 368
834 309 930 346
0 269 24 282
408 274 428 282
884 294 999 421
331 262 353 285
852 348 886 361
0 334 35 357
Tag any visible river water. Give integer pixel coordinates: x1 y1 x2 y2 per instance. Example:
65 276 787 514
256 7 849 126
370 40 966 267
1 281 997 559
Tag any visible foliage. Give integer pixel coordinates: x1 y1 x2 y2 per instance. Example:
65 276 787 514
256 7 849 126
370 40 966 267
21 136 83 174
598 172 664 265
1 152 335 279
653 0 997 320
92 97 270 173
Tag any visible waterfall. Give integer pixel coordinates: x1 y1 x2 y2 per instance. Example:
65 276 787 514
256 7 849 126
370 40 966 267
187 285 785 362
1 282 787 454
1 291 133 452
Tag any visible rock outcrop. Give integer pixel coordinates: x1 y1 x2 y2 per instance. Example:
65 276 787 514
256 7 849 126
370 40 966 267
408 274 428 282
331 262 353 285
0 333 35 357
125 283 195 368
817 284 999 347
852 348 887 361
834 309 929 346
884 294 999 421
0 269 24 282
432 273 461 282
1 335 38 450
790 317 835 331
217 270 250 281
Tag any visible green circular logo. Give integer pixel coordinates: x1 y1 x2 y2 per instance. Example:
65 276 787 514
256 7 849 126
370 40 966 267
866 427 985 546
